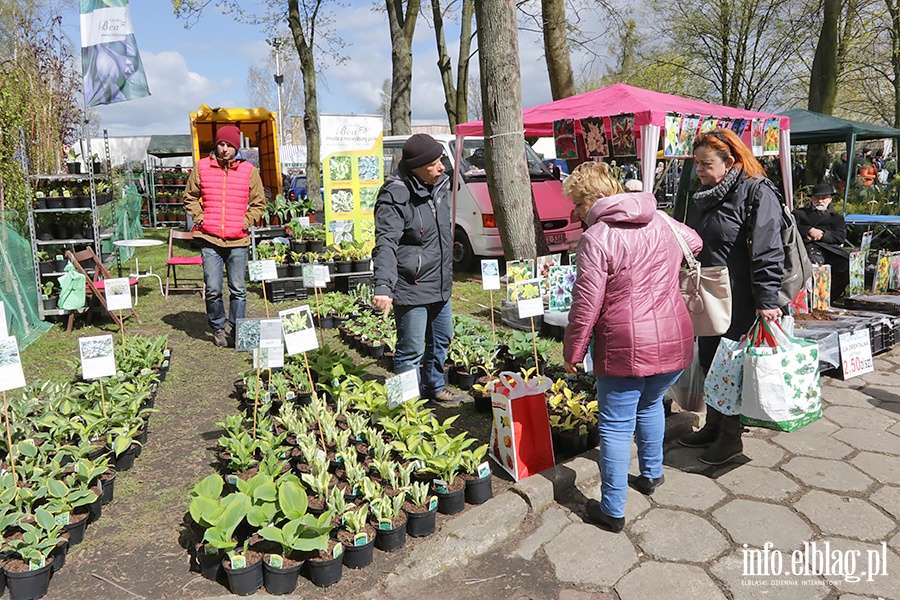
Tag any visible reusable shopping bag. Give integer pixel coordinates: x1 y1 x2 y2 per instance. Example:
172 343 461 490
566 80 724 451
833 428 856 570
490 371 555 481
703 334 751 416
57 262 86 310
666 340 705 412
740 320 822 432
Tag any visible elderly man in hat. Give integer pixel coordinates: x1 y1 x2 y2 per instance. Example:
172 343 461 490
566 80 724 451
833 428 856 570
184 125 266 347
372 133 465 406
793 183 849 302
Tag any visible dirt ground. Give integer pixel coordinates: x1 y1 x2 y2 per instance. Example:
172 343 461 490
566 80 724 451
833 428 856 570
21 230 535 599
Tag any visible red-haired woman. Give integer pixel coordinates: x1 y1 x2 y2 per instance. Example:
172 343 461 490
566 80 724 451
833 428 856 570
678 129 785 465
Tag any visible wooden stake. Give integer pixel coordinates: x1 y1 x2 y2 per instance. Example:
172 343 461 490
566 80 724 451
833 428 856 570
313 287 325 347
2 390 18 496
262 279 270 318
530 316 540 376
118 310 125 346
489 289 496 346
99 377 108 418
301 351 326 451
252 365 261 439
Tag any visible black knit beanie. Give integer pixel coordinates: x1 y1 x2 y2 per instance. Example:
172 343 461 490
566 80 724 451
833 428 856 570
400 134 443 169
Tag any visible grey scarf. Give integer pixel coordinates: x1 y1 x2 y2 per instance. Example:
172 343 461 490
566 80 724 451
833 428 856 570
692 166 743 211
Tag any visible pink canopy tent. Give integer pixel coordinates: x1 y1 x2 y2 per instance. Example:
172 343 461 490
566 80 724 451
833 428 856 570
455 83 795 206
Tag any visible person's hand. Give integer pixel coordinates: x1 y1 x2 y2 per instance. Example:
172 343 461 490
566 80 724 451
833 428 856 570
807 227 824 241
756 308 782 323
564 360 579 374
373 295 393 318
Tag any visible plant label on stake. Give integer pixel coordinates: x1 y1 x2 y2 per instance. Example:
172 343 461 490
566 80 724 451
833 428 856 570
253 346 284 369
514 278 544 319
79 335 116 380
234 319 262 352
302 265 316 289
313 264 330 286
230 555 246 569
259 318 283 349
103 277 132 311
481 259 500 290
248 260 278 282
298 216 310 228
280 305 318 355
385 369 419 409
0 336 26 392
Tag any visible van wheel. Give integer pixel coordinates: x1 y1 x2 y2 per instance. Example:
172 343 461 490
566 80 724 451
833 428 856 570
452 229 474 271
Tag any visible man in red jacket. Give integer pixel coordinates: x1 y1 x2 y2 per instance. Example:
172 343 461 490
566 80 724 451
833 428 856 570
184 125 266 347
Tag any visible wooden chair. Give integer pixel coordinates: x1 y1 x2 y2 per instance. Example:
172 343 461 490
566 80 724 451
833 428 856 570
65 248 140 333
165 230 205 299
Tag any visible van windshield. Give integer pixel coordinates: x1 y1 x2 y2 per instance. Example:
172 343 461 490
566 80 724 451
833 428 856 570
450 139 554 182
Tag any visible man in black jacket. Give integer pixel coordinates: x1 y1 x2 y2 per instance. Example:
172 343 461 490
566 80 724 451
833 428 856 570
793 183 849 302
372 134 465 406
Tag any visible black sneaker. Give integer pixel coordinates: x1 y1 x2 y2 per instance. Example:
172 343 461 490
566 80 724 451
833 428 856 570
427 389 467 407
584 499 625 533
629 474 665 495
213 329 228 348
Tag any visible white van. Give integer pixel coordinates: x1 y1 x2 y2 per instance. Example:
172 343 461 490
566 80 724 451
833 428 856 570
382 135 581 268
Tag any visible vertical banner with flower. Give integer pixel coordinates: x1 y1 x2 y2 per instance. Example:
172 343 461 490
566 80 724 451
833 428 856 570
664 113 682 157
849 251 865 295
80 0 150 107
319 114 384 247
553 119 578 159
579 117 609 158
610 114 636 157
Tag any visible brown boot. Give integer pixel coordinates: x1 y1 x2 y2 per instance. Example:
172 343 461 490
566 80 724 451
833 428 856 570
698 415 744 465
678 407 722 448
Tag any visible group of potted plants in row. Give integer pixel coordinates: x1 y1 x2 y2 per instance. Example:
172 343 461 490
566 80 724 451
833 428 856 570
256 239 372 280
154 169 191 186
261 194 315 227
189 344 492 595
0 334 170 600
33 181 113 209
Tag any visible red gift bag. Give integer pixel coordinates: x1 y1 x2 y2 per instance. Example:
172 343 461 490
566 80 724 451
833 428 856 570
490 372 555 481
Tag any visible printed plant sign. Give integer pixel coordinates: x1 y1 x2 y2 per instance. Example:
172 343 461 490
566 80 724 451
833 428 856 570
0 301 7 338
678 115 700 156
580 117 609 158
481 259 500 290
358 156 381 181
763 118 780 155
313 265 330 286
874 252 891 293
104 277 132 311
280 305 318 355
890 252 900 291
698 116 718 135
552 119 578 159
751 119 765 156
79 334 116 380
248 260 278 282
548 266 577 312
506 260 534 302
664 113 682 157
254 346 284 369
385 369 419 409
730 118 748 135
235 319 261 352
302 265 316 289
331 189 355 214
0 336 26 392
329 155 353 181
860 231 873 256
359 186 379 211
536 254 561 295
329 219 354 244
716 117 733 130
610 113 636 156
258 318 283 349
812 264 831 311
788 285 809 315
514 277 544 318
849 251 865 295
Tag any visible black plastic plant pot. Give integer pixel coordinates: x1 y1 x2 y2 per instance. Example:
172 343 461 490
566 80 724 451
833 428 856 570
456 370 477 390
0 568 5 598
87 490 102 524
305 554 343 587
100 469 116 505
351 259 370 272
291 391 312 407
223 557 264 596
42 297 58 311
47 197 65 209
62 514 88 545
135 428 148 457
114 444 137 472
335 261 352 273
342 538 375 569
197 547 223 581
53 259 68 272
66 162 81 174
86 445 109 462
474 394 492 414
368 344 385 359
315 315 334 329
64 196 79 209
289 264 304 278
405 507 437 538
5 559 53 600
435 486 466 515
465 474 493 505
78 195 92 208
36 197 48 209
38 262 53 275
307 240 324 253
374 519 407 552
49 539 68 573
276 265 290 279
263 560 303 595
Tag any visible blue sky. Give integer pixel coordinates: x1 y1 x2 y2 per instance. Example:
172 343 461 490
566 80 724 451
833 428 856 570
62 1 604 137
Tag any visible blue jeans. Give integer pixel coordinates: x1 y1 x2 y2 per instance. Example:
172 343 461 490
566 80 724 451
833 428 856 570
200 244 248 331
595 370 683 518
393 299 453 397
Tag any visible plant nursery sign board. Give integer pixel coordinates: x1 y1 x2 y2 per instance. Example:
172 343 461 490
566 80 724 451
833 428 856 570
839 329 874 380
481 259 500 290
0 336 26 391
235 319 261 352
514 278 544 319
103 278 132 311
254 346 284 369
386 369 419 409
280 305 318 355
259 318 283 349
79 334 116 380
248 260 278 282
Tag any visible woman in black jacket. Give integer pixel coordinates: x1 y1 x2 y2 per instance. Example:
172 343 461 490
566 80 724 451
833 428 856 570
679 129 785 465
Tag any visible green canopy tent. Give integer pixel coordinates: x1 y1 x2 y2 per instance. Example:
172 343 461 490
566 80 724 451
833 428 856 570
781 108 900 211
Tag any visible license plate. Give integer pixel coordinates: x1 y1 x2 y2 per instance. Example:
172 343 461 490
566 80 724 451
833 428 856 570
545 233 565 245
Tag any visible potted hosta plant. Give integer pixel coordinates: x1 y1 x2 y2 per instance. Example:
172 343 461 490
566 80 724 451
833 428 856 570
460 444 492 505
370 493 407 552
41 281 58 311
66 148 81 174
402 481 437 538
296 510 342 587
338 505 375 569
4 508 62 600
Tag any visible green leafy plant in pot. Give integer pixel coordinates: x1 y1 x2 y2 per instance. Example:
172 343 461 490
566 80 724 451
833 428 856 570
403 480 438 537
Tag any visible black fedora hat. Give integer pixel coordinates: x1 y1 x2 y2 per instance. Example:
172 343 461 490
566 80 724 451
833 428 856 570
811 183 833 197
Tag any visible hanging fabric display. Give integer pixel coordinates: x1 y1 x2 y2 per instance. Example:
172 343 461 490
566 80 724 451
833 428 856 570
763 118 780 155
848 251 865 295
812 264 831 311
553 119 578 159
730 118 748 135
610 113 636 156
698 117 718 135
751 119 765 156
678 115 700 156
873 251 891 293
664 113 682 157
579 117 609 158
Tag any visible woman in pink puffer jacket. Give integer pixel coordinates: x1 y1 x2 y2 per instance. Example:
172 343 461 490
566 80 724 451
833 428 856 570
562 161 702 533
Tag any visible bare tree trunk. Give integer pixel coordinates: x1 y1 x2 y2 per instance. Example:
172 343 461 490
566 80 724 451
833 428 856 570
806 0 841 185
456 0 475 125
386 0 420 135
475 0 538 260
430 0 475 129
288 0 322 211
541 0 575 100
